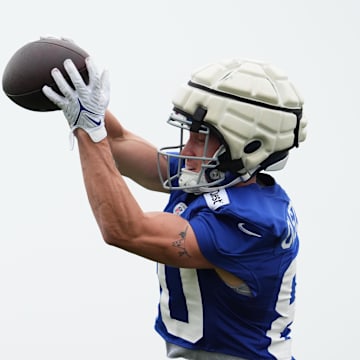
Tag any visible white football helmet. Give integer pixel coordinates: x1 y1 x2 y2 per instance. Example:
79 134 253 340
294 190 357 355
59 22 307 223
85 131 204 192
158 58 307 193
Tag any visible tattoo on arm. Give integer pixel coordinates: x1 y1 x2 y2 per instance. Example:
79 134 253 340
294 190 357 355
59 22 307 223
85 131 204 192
172 226 191 257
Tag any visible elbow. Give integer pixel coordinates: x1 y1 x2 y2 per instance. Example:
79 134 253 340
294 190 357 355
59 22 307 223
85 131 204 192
97 214 144 249
97 216 126 247
101 229 122 247
100 224 136 249
102 233 115 246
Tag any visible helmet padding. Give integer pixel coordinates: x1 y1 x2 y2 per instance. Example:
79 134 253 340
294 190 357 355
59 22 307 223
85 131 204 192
172 59 307 176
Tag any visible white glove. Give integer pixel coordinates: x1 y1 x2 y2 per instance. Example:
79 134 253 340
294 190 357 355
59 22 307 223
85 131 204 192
42 57 110 143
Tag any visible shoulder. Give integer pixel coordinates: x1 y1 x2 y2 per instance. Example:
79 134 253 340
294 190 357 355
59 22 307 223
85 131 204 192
190 181 295 249
201 178 290 222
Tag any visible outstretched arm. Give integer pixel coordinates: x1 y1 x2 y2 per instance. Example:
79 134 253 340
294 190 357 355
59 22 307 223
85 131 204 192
75 129 211 268
42 57 212 268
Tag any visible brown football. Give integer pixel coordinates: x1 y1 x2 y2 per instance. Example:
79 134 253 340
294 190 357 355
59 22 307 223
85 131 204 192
2 38 89 111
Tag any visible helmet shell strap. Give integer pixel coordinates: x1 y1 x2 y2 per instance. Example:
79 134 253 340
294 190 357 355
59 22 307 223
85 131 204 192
190 106 208 132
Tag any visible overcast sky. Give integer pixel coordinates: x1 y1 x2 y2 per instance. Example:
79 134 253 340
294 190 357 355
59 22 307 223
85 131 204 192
1 1 359 359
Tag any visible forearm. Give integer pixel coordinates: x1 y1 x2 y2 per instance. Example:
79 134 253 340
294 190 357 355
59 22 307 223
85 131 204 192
75 129 144 244
74 129 207 268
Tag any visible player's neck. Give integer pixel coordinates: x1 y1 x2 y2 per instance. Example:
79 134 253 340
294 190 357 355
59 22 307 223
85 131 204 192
235 175 257 188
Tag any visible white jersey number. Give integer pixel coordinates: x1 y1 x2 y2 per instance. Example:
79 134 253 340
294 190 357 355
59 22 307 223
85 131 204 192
266 259 296 359
157 264 203 343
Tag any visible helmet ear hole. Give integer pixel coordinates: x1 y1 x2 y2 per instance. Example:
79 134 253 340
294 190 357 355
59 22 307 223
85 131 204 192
244 140 261 154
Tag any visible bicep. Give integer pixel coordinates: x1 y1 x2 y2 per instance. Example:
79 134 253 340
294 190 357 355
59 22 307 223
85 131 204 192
105 110 168 192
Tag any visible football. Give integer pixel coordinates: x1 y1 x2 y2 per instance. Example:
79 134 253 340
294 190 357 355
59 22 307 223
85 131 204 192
2 38 89 111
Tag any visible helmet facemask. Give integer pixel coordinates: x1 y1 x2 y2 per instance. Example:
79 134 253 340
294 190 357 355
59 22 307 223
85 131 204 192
157 109 236 194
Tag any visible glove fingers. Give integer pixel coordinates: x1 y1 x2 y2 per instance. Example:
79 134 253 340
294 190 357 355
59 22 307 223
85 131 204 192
85 57 108 105
85 57 103 96
64 59 87 92
50 67 74 99
100 69 110 108
42 85 66 107
85 56 100 82
60 36 75 44
100 69 110 95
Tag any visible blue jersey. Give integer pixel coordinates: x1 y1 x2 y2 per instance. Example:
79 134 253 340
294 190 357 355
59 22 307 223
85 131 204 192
155 173 299 360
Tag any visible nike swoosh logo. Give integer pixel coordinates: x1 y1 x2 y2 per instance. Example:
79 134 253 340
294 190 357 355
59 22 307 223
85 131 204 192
85 114 102 126
75 99 102 126
238 222 262 237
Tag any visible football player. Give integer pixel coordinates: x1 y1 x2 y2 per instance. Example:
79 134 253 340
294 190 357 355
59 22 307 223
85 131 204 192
43 56 307 360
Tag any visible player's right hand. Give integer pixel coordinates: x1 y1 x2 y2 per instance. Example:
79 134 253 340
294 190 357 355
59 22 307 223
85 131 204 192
42 56 110 143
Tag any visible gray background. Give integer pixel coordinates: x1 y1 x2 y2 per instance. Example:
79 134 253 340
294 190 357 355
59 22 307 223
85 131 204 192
1 1 358 358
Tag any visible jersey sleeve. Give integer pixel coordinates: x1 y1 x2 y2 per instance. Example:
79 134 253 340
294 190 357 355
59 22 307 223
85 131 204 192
190 210 283 296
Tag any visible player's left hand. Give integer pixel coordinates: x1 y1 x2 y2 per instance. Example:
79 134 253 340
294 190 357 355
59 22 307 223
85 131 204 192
42 57 110 143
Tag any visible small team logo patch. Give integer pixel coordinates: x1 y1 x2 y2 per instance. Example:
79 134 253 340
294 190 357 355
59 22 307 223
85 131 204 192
173 202 187 216
204 189 230 210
